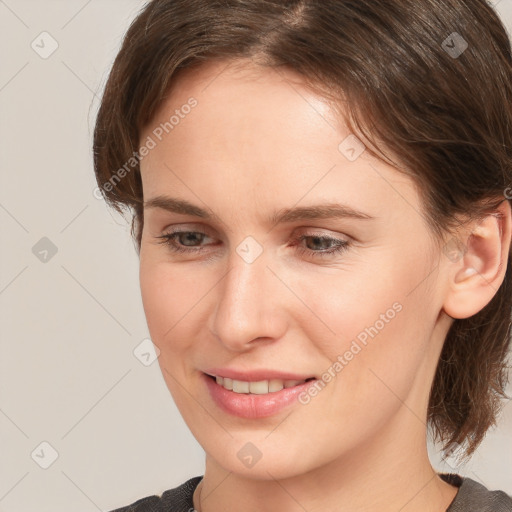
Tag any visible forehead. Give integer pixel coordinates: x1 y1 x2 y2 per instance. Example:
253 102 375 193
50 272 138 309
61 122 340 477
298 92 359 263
141 59 354 179
138 59 421 227
153 59 339 139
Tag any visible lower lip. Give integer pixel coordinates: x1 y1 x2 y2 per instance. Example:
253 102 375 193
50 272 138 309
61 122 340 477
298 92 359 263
203 373 317 419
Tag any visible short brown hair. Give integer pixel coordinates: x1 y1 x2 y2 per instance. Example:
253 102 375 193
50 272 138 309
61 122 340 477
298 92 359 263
93 0 512 458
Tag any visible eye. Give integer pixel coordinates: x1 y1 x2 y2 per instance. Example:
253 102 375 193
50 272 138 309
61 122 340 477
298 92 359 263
290 234 351 259
155 230 214 254
155 229 351 260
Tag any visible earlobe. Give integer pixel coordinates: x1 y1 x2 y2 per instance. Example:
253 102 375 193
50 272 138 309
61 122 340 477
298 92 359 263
443 199 511 320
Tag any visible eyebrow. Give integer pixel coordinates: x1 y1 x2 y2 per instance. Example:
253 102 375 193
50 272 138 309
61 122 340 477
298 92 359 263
143 195 375 225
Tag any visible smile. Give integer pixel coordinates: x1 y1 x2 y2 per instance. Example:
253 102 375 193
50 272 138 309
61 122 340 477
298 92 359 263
208 374 316 394
203 373 318 418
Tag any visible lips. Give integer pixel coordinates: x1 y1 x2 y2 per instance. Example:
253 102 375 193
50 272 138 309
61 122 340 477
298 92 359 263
202 369 318 418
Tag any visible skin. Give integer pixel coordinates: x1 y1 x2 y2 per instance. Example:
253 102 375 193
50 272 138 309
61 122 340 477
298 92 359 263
138 59 511 512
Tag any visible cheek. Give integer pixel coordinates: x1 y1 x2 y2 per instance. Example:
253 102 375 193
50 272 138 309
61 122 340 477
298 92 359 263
139 260 173 341
139 256 200 350
294 249 438 404
139 258 204 407
283 253 415 357
139 252 224 376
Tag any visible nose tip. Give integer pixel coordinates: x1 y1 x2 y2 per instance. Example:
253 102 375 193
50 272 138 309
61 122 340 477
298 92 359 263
208 257 287 351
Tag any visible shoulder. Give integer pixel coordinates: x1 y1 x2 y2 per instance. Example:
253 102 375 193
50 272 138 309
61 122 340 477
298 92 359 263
441 473 512 512
107 475 203 512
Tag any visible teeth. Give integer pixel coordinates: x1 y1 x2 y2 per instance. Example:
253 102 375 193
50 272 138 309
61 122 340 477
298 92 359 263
214 376 308 394
284 380 303 388
249 380 268 394
269 379 284 392
232 380 250 393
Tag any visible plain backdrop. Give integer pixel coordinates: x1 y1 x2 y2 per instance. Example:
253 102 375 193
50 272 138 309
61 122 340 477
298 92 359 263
0 1 511 510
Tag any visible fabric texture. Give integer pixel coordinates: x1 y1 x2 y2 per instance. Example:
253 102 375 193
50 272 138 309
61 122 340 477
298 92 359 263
109 473 512 511
109 476 202 512
441 473 512 512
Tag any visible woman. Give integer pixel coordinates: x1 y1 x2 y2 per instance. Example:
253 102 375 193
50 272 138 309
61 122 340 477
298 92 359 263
93 0 512 510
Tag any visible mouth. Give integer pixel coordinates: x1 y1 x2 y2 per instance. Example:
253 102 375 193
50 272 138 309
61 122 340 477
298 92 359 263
205 373 317 395
203 372 319 418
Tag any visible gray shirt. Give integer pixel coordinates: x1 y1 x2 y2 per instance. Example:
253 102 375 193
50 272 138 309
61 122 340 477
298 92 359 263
110 473 512 511
442 473 512 512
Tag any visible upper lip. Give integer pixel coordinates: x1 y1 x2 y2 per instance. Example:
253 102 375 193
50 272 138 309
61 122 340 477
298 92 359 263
203 368 317 382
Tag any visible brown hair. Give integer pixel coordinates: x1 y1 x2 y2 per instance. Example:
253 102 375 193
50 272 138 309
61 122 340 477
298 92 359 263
93 0 512 458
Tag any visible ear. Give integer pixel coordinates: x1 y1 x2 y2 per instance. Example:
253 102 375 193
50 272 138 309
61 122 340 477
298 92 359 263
442 199 512 320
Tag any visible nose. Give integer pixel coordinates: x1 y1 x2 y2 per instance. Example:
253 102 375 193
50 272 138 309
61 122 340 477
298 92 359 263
209 247 288 351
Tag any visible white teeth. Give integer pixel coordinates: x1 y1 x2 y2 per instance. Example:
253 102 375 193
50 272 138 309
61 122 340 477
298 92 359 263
214 376 308 394
249 380 268 394
232 380 250 393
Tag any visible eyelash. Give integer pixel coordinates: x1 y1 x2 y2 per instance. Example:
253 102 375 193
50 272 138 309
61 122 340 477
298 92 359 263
155 230 351 259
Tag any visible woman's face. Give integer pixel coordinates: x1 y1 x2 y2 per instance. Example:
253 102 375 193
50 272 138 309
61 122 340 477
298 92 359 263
138 59 453 478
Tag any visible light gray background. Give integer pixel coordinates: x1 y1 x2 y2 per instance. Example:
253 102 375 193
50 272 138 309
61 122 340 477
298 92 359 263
1 1 511 511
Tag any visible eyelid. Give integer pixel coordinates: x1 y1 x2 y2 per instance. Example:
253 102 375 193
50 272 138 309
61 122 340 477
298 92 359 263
159 222 352 238
158 223 216 237
294 226 351 238
156 222 357 247
155 226 353 261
